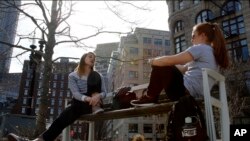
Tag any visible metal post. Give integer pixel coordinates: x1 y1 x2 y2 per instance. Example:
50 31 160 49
88 122 94 141
62 99 70 141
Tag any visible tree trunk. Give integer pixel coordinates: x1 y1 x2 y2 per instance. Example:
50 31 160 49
34 0 58 137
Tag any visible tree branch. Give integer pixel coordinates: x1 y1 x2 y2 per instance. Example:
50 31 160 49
35 0 50 25
55 30 132 46
0 41 44 57
4 1 48 36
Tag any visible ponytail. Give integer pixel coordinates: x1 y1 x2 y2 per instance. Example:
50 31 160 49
211 23 229 69
195 22 230 69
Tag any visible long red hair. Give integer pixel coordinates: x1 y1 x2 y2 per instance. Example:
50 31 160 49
194 22 229 69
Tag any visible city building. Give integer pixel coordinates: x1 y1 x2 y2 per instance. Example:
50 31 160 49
11 58 77 117
106 27 171 141
107 51 120 92
166 0 250 125
0 114 36 138
0 73 21 115
113 27 171 90
0 0 21 77
10 58 93 140
94 42 119 92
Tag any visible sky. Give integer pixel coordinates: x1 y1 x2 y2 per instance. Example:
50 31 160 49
9 1 169 73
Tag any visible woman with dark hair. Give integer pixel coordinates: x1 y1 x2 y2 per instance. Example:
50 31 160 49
8 52 107 141
131 22 229 106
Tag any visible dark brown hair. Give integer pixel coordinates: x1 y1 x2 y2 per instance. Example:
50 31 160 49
194 22 229 69
75 52 95 75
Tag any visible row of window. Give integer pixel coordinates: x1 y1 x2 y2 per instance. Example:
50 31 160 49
128 123 165 133
143 37 170 47
173 1 249 62
174 0 202 11
21 103 63 115
24 89 71 98
129 48 168 57
26 72 68 81
128 71 150 80
24 80 68 89
173 0 241 14
174 1 243 34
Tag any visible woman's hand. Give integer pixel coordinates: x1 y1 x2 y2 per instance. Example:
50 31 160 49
89 92 102 106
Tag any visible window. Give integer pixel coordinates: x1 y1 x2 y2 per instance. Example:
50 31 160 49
25 80 30 87
156 124 165 133
38 81 42 88
227 39 249 62
143 37 152 45
59 98 63 106
193 0 201 4
143 72 150 80
35 108 39 114
143 124 153 133
174 20 184 33
37 89 42 96
128 124 138 133
24 89 28 95
143 49 152 57
54 74 58 80
23 98 27 104
60 91 63 97
60 83 64 88
53 82 57 88
152 49 161 57
51 99 55 106
36 98 40 105
129 47 139 55
27 72 31 78
52 90 56 97
58 107 62 114
175 35 187 53
196 10 214 23
174 0 184 11
21 108 26 114
61 74 65 80
67 90 71 97
154 39 163 47
221 0 242 16
128 71 138 79
50 108 54 114
165 40 170 46
222 16 245 38
39 73 43 80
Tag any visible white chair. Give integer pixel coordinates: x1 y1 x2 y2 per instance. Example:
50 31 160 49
202 68 230 141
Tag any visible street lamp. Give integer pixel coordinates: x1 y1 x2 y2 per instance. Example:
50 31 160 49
26 39 45 115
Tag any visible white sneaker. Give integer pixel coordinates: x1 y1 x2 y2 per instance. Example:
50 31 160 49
7 133 30 141
92 105 104 114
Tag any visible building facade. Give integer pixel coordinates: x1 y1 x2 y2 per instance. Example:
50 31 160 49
105 27 171 141
0 0 21 76
166 0 250 124
10 58 92 140
113 27 171 90
94 42 119 92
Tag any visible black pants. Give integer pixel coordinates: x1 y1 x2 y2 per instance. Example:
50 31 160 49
42 99 91 141
147 66 187 101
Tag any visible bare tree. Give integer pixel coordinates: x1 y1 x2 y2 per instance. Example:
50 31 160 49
0 0 151 137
